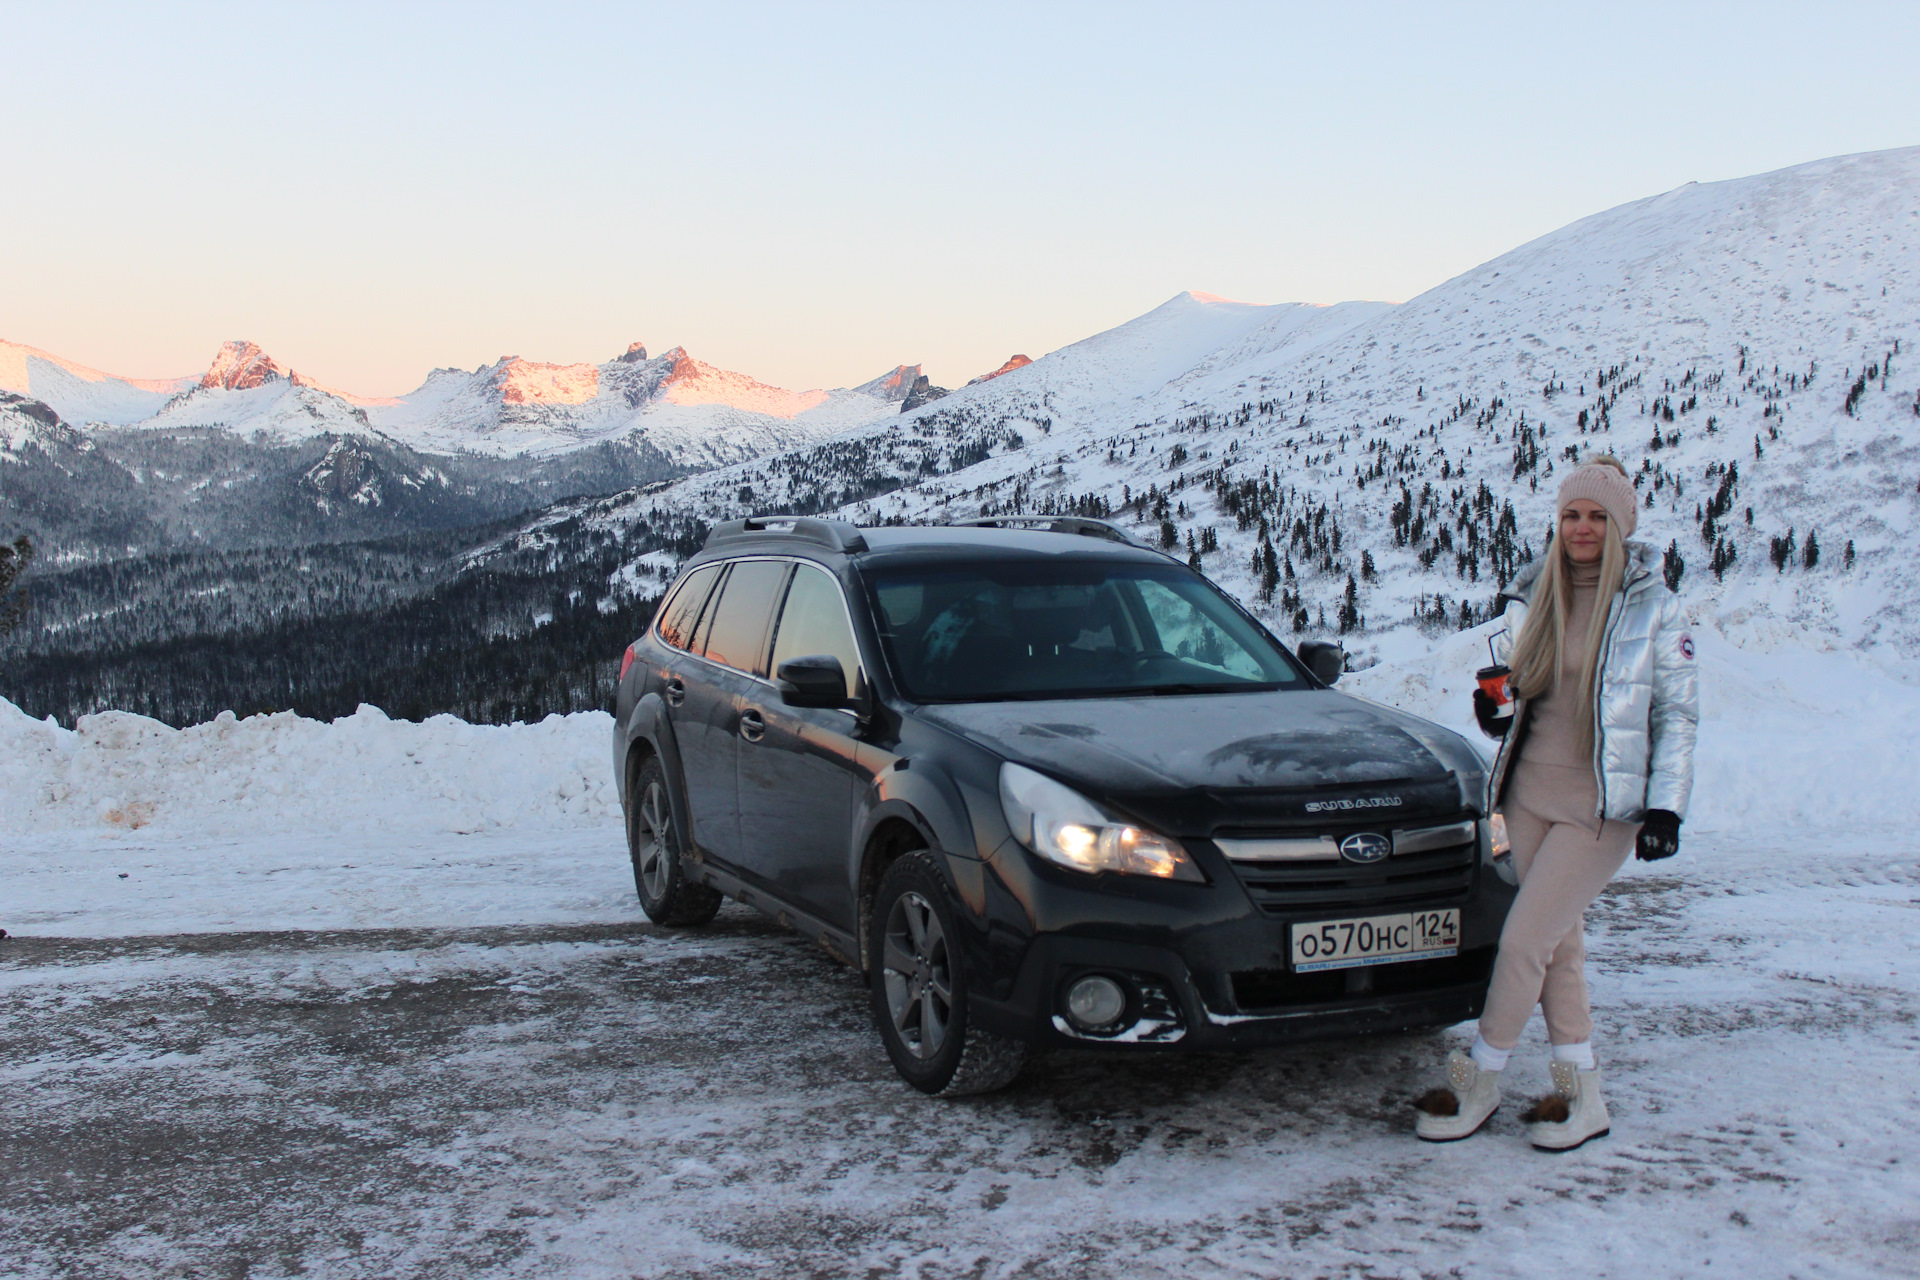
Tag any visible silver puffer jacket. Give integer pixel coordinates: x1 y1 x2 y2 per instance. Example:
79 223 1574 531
1486 542 1699 823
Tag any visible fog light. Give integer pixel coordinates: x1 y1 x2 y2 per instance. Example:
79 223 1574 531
1066 975 1128 1029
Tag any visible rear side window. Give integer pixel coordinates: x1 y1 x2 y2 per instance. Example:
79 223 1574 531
656 563 721 651
770 564 863 699
700 560 790 676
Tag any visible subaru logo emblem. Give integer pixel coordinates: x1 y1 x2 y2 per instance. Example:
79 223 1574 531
1339 832 1391 864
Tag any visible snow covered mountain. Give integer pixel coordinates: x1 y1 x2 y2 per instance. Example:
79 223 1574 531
596 146 1920 658
365 343 908 464
1 336 913 469
0 339 194 425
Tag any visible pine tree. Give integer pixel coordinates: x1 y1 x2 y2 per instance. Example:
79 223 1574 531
1803 529 1819 570
0 534 32 637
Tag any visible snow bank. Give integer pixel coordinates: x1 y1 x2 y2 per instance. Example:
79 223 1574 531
1346 622 1920 839
0 700 619 840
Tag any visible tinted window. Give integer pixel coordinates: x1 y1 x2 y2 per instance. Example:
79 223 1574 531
770 564 863 699
656 563 721 651
701 560 790 675
865 559 1306 702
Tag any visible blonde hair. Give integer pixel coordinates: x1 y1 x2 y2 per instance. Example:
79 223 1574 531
1509 456 1629 755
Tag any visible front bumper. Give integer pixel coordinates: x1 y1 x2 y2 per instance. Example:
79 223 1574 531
965 826 1514 1050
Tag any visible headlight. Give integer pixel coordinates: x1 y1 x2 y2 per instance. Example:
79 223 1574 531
1488 812 1511 858
998 763 1202 882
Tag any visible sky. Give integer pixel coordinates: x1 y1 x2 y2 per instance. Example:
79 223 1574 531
3 1 1918 397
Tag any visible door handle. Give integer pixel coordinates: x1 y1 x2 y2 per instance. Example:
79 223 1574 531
664 677 686 707
738 708 766 743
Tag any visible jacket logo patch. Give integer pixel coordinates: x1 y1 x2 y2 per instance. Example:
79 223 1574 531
1679 634 1695 660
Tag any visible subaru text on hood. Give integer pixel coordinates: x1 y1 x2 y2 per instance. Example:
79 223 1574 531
612 516 1517 1095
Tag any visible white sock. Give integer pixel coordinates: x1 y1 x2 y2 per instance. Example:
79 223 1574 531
1551 1041 1597 1071
1469 1035 1510 1072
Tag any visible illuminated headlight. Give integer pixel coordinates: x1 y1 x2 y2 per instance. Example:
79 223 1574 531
999 763 1202 882
1488 812 1511 858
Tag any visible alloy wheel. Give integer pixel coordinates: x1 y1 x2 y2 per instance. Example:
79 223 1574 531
634 778 672 901
881 890 953 1059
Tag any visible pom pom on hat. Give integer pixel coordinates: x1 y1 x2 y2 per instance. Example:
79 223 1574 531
1556 460 1638 537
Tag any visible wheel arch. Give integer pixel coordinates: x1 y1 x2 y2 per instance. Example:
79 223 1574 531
856 815 936 973
623 693 694 864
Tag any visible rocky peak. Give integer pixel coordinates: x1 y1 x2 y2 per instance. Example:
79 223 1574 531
199 341 284 391
900 374 951 413
856 365 922 402
967 354 1033 386
616 342 649 365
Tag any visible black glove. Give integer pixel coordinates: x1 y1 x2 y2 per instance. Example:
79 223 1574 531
1472 689 1511 738
1636 809 1681 861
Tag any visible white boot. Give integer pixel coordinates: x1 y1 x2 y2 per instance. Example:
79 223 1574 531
1414 1049 1501 1142
1524 1060 1611 1151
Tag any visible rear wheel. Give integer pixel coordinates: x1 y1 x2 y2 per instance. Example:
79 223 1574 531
869 852 1026 1095
627 755 722 926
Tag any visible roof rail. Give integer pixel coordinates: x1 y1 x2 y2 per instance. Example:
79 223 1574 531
704 514 868 554
955 515 1157 550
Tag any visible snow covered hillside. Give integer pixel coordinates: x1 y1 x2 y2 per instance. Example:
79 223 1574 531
608 146 1920 658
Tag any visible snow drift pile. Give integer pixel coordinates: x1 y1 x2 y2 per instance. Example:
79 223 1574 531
0 698 619 840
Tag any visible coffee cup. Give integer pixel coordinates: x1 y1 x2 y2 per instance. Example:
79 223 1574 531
1475 664 1513 718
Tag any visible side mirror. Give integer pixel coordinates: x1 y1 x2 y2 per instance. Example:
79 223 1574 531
776 654 850 709
1297 639 1345 686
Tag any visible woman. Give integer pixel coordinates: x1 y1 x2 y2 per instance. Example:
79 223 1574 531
1415 456 1698 1151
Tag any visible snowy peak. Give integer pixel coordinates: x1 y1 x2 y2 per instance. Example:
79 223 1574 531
967 354 1032 386
855 364 922 402
652 347 830 418
615 342 649 365
199 340 285 391
492 357 601 406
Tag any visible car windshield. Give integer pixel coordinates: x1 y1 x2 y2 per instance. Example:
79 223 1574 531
862 558 1308 702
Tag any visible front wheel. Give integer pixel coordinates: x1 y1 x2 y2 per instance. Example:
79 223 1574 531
627 755 722 926
869 852 1026 1096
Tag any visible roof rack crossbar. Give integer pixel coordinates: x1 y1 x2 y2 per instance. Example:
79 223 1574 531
954 515 1155 549
704 514 868 554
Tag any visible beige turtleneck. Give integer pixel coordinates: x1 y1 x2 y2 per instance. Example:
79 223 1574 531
1518 559 1604 771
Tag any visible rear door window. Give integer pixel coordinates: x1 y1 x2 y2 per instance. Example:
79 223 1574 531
656 563 722 651
700 559 791 676
769 564 864 699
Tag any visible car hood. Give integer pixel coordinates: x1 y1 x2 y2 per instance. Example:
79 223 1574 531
920 689 1482 835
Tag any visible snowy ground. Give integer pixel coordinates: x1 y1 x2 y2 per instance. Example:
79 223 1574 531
5 631 1920 1277
4 834 1917 1278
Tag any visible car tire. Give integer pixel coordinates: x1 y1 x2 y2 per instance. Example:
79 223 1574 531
869 851 1026 1096
627 754 723 926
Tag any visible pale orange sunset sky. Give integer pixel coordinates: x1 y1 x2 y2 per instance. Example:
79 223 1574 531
4 1 1917 396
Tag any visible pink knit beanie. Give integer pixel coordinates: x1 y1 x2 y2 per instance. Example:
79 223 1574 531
1556 460 1638 537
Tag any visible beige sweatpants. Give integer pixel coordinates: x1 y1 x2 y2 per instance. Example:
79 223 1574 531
1477 796 1637 1049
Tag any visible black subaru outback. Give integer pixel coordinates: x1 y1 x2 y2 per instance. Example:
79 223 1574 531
613 515 1515 1095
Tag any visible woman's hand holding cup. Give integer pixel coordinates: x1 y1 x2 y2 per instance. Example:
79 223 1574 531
1473 664 1513 738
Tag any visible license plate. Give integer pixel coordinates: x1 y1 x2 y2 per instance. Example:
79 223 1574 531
1290 909 1460 972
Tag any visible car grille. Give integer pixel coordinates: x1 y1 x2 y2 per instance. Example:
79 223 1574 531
1232 947 1496 1011
1218 826 1478 916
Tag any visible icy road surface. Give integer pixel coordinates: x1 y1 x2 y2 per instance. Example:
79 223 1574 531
3 832 1916 1279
